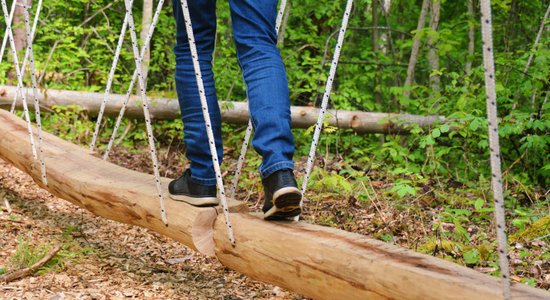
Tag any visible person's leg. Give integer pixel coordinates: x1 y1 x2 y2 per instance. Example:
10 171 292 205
229 0 301 219
229 0 295 178
172 0 222 186
169 0 221 205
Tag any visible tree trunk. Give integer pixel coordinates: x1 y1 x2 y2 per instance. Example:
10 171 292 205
0 85 448 134
403 0 429 98
0 108 547 300
277 0 291 45
7 0 32 80
427 0 441 93
465 0 475 74
138 0 153 91
12 0 31 53
371 0 382 105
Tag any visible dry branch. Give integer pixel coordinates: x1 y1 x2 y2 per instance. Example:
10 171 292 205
0 244 62 283
0 85 446 134
0 108 547 299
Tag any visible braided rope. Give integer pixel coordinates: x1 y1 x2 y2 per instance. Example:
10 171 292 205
479 1 511 299
229 0 288 199
102 0 164 160
0 0 15 65
122 0 168 225
9 0 43 114
178 0 235 244
299 0 354 212
89 11 130 151
1 0 38 160
22 4 47 185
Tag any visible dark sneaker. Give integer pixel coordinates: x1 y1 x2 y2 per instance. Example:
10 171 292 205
168 169 219 206
262 169 302 220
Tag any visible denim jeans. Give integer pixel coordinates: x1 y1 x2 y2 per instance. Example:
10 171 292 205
172 0 295 186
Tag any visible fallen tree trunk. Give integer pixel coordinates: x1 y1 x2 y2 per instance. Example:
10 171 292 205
0 85 445 134
0 108 547 300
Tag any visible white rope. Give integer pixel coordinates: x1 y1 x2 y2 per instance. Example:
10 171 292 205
102 0 164 160
1 0 38 160
229 0 288 199
479 1 511 299
178 0 235 244
22 4 47 185
122 0 168 225
89 11 130 151
0 0 15 65
9 0 43 114
298 0 354 217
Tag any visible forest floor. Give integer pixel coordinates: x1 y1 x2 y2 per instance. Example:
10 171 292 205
0 143 548 299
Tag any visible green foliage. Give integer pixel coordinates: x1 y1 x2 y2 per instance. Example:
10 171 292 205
8 235 57 272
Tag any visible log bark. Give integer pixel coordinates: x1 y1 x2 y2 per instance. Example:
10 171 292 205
0 85 447 134
0 108 548 299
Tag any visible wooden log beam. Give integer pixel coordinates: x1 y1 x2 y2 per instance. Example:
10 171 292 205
0 108 547 300
0 85 445 134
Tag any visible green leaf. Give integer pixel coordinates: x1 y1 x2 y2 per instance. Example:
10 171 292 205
474 198 484 211
463 249 480 265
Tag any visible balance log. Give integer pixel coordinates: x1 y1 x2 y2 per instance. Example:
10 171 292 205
0 108 547 300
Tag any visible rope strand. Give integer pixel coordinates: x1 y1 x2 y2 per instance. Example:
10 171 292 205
89 11 131 152
0 0 15 65
102 0 164 160
122 0 168 225
9 0 43 114
1 0 38 160
178 0 235 244
299 0 354 218
22 4 47 185
479 1 511 299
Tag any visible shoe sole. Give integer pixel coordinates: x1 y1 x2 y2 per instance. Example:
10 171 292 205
169 193 219 207
264 187 302 220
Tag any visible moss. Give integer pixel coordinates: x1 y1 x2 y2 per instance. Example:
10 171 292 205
510 215 550 243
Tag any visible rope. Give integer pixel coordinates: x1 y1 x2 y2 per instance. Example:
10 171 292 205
9 0 43 114
22 3 47 185
122 0 168 225
102 0 164 161
178 0 235 244
299 0 354 214
230 0 288 199
1 0 38 161
479 1 511 299
0 0 15 65
89 9 130 151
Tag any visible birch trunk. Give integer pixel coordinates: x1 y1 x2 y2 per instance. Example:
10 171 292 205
138 0 153 89
403 0 429 98
465 0 475 74
427 0 441 93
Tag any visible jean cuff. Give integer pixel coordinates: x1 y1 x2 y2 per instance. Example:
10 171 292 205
190 174 217 186
259 161 295 179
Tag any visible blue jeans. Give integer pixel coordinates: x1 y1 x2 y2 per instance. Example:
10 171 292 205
172 0 295 186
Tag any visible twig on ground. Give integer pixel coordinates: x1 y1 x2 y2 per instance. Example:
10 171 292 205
0 244 62 283
1 190 11 213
